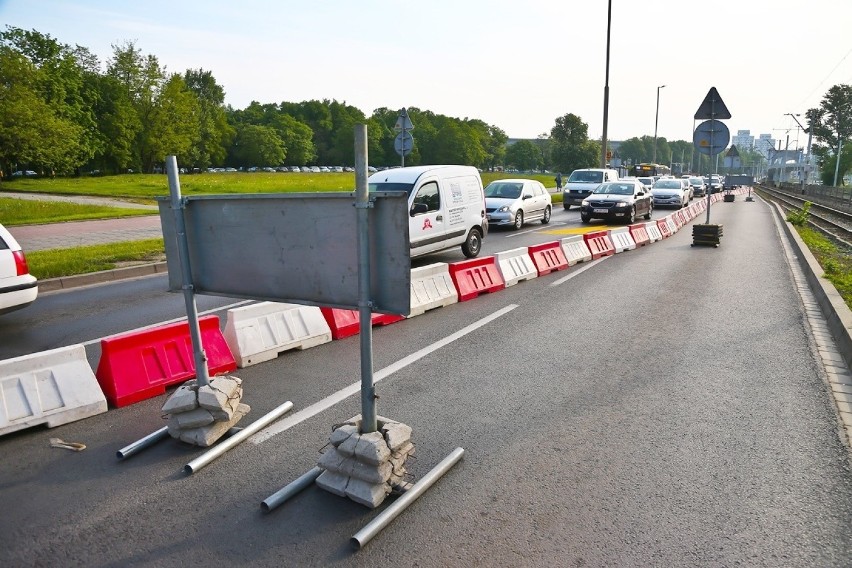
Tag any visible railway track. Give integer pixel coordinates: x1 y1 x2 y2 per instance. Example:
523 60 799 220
755 184 852 249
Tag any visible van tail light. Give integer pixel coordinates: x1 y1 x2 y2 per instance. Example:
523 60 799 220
13 250 30 276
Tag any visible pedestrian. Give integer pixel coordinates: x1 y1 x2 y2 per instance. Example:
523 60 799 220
554 172 562 191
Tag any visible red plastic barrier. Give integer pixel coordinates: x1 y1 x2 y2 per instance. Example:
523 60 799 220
320 308 405 340
527 241 569 276
448 257 505 301
657 219 673 238
96 315 236 408
583 231 615 260
673 211 685 228
628 223 651 247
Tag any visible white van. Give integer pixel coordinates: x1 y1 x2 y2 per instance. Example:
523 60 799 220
368 165 488 258
562 168 619 210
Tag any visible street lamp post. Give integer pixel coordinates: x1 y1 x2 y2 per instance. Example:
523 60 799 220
653 84 665 164
600 0 612 169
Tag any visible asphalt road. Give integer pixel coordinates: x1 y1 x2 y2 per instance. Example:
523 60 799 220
2 198 851 567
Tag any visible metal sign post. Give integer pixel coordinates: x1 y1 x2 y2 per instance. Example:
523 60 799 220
693 87 732 224
394 108 414 167
354 125 377 434
165 156 210 387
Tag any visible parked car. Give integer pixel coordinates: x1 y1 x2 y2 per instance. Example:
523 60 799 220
484 179 552 229
0 223 38 315
651 178 690 208
580 180 653 224
689 176 707 197
562 168 619 210
704 175 723 193
11 170 37 177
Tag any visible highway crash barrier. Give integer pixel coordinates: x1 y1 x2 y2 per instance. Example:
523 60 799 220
657 218 673 239
224 302 332 368
645 221 664 242
95 315 236 408
628 223 651 247
409 263 458 318
494 248 538 287
665 216 679 235
561 235 592 265
320 308 405 341
448 257 505 301
583 230 616 260
527 241 569 275
608 227 636 253
671 211 685 229
0 344 107 437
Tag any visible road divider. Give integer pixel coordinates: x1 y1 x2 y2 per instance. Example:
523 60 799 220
645 221 663 242
629 223 651 247
224 302 332 368
664 216 679 235
320 308 405 340
583 230 616 260
0 344 107 436
561 235 593 265
448 257 505 301
95 315 236 407
527 241 569 275
657 218 673 238
608 227 636 253
494 248 537 287
408 263 458 318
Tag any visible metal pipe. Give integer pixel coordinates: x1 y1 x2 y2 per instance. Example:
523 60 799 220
117 426 244 460
599 0 611 169
354 125 377 435
165 156 210 387
261 466 323 513
351 447 465 550
184 401 294 474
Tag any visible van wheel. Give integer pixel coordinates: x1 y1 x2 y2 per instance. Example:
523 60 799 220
462 228 482 258
541 206 551 224
563 204 571 211
513 211 524 230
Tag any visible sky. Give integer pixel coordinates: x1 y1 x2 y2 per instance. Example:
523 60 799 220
2 0 852 148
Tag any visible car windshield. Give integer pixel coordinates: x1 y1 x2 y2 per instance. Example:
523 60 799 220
568 171 603 183
369 182 415 195
689 177 703 184
653 180 681 189
484 182 523 199
594 183 634 195
638 177 654 185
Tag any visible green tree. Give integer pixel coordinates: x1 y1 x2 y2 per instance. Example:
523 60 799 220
231 124 285 167
144 74 201 172
549 113 598 173
505 139 542 171
184 68 233 168
808 84 852 185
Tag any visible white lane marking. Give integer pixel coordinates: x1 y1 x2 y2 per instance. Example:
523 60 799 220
250 304 520 445
549 257 607 287
82 300 254 347
503 222 567 238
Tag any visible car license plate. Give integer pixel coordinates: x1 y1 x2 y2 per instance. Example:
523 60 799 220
593 208 608 214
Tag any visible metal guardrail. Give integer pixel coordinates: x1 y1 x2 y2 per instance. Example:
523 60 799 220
776 182 852 214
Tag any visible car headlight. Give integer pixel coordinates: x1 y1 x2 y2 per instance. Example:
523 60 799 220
614 201 629 207
497 205 509 212
581 200 589 206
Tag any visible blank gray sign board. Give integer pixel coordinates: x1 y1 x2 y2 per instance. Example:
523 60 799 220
157 192 411 315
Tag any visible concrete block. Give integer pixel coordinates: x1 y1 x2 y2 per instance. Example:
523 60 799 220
354 431 391 466
197 376 242 420
320 449 393 484
345 477 390 509
161 380 198 414
330 423 358 447
173 407 215 429
318 447 349 472
382 421 412 451
337 431 360 457
178 402 250 447
316 470 349 497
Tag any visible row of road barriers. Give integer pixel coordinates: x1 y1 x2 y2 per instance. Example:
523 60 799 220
0 189 745 436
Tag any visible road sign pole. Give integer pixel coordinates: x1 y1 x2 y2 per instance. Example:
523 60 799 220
706 97 714 224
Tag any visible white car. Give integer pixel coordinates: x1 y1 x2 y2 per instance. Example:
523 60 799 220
0 223 38 315
484 179 552 229
651 178 689 208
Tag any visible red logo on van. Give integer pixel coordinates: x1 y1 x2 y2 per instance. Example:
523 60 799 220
422 218 433 230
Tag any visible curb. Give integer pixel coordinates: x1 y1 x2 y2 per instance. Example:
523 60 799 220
39 262 169 293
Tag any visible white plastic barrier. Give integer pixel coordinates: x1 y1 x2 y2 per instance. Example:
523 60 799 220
561 235 593 265
608 227 636 253
645 222 663 242
494 248 537 287
409 262 458 317
0 344 107 436
224 302 332 368
664 216 678 234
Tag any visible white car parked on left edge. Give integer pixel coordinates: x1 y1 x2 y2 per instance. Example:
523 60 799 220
0 223 38 315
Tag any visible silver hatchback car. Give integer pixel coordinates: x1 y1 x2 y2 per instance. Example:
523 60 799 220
484 179 552 230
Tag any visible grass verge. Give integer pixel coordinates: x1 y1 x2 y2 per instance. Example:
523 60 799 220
1 197 155 226
26 239 165 279
796 226 852 309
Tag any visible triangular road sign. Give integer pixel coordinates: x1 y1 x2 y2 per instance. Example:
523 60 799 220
726 145 740 157
694 87 731 120
393 108 414 131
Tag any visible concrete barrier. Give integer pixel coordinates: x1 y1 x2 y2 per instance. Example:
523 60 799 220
608 227 636 253
561 235 592 265
409 263 458 317
224 302 332 368
645 221 663 242
1 344 107 436
494 248 537 287
665 216 678 235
